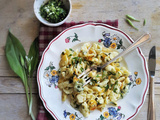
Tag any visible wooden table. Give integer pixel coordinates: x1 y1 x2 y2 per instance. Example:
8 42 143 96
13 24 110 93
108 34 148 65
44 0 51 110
0 0 160 120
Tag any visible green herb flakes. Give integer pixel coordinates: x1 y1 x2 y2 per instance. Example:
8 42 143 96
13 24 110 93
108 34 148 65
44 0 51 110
68 54 72 57
80 67 84 72
69 48 74 51
105 84 109 91
40 0 68 23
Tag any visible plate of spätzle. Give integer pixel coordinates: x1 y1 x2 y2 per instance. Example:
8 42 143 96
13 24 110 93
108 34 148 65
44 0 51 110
37 23 149 120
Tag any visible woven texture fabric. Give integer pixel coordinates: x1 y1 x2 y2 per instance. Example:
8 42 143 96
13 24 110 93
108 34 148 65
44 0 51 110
38 20 118 56
37 20 118 120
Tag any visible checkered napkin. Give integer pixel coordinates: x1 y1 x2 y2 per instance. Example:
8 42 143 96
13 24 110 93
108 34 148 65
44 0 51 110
37 20 118 120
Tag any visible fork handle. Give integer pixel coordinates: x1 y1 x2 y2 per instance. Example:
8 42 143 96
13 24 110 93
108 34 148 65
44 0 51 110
148 76 156 120
101 33 151 69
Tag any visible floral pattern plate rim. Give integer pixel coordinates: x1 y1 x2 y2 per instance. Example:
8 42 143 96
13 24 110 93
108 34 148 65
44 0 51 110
37 23 149 120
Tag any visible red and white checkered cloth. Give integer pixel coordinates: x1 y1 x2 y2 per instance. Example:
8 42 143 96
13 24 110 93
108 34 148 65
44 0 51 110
37 20 118 120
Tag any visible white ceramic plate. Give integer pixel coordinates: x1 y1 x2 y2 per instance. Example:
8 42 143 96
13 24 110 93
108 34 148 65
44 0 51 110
37 23 149 120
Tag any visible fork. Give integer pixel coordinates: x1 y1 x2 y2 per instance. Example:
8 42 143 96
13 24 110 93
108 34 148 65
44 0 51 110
77 33 151 86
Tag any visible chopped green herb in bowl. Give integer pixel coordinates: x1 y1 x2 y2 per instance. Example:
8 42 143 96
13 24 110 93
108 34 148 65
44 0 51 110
40 0 68 23
34 0 72 26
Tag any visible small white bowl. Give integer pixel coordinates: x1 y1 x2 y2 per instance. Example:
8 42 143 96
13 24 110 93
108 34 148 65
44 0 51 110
34 0 72 27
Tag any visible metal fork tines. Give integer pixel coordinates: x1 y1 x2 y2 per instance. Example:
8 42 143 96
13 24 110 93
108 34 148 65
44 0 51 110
77 68 92 86
77 33 151 86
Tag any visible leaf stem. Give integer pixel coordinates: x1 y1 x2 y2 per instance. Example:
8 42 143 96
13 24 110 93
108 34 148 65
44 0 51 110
28 76 35 120
23 68 35 120
23 72 30 106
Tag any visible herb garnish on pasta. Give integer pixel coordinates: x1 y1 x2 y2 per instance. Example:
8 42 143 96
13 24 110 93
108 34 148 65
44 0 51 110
58 42 130 117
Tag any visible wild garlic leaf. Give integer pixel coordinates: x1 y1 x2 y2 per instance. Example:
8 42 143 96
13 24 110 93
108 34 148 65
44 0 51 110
8 30 26 57
5 30 26 81
5 30 36 120
28 37 39 77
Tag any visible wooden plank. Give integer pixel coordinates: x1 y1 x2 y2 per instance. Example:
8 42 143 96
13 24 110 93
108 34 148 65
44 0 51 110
0 55 18 76
0 94 39 120
0 94 159 120
0 0 39 56
133 94 160 120
0 77 38 94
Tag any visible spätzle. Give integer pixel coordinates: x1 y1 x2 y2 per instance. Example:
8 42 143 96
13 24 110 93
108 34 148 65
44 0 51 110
58 42 130 117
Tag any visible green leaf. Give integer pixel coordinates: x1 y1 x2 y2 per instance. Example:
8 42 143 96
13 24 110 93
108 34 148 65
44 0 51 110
67 112 71 115
117 44 122 49
127 82 132 86
45 66 50 70
105 84 109 91
5 30 26 81
74 33 78 39
72 38 78 42
5 30 35 120
119 39 123 45
50 66 55 70
28 37 39 77
8 30 26 57
75 112 78 117
100 114 105 120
